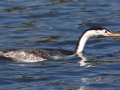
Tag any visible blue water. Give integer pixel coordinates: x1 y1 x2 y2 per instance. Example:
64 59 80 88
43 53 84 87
0 0 120 89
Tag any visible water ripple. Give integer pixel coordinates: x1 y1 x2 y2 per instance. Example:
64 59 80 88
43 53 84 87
0 0 120 89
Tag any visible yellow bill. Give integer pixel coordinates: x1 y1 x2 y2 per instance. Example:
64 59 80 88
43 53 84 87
107 33 120 37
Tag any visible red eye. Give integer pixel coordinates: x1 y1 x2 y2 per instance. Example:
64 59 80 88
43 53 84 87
105 30 108 33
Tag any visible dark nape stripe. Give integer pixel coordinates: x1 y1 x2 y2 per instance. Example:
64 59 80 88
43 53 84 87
87 26 105 30
74 26 109 54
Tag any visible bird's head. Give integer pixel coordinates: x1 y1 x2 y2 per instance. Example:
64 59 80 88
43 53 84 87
75 26 120 54
83 26 120 38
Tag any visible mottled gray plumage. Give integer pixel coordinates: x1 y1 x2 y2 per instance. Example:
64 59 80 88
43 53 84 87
0 49 60 62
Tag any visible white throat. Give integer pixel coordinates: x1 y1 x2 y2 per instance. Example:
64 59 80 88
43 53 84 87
75 30 96 54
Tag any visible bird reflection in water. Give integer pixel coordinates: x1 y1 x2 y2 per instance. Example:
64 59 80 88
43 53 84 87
77 53 90 67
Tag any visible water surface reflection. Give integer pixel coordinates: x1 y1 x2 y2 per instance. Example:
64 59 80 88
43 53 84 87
0 0 120 89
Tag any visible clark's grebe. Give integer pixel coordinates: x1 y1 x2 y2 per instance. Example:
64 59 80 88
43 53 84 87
0 26 120 62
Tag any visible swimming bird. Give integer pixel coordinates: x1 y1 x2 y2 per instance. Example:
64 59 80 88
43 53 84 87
0 26 120 62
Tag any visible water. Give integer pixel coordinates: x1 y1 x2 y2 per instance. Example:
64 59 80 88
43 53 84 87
0 0 120 89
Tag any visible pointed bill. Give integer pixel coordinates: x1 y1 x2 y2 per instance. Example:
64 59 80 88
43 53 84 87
107 33 120 37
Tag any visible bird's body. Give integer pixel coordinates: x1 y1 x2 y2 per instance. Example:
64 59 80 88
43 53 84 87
0 26 120 62
0 49 51 62
0 49 63 62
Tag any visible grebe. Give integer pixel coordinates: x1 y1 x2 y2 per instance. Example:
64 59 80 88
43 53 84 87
0 26 120 62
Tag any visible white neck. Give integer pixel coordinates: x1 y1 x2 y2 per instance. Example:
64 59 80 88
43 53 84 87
75 31 94 54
